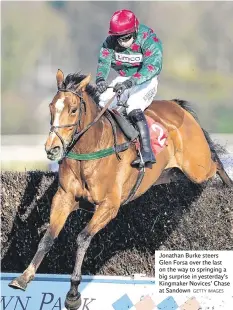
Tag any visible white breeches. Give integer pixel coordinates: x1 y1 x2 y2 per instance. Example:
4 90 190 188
98 76 158 114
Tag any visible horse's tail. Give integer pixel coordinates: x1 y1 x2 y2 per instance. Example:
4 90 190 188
172 99 233 187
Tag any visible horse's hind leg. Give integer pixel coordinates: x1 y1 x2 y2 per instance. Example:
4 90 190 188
181 148 232 186
65 195 120 310
181 155 217 184
9 188 76 291
173 116 218 184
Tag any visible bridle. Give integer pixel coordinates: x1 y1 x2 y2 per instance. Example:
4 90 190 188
49 88 86 156
49 87 115 158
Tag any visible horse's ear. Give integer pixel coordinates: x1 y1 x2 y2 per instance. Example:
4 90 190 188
76 74 92 92
56 69 64 89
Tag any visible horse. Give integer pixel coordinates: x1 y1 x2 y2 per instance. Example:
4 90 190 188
9 70 232 310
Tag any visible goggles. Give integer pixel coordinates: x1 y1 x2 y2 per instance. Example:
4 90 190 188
117 33 133 43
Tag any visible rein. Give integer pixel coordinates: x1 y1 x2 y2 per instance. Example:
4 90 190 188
49 88 116 157
72 94 115 143
49 85 144 205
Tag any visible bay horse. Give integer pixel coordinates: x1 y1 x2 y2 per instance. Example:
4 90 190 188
9 70 232 310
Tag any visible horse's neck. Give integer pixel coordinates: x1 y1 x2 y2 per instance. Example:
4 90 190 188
73 93 108 154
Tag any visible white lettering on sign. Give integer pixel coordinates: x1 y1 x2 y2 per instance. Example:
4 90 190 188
115 52 143 64
1 273 155 310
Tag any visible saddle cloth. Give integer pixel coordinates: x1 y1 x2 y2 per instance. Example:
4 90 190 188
145 115 168 156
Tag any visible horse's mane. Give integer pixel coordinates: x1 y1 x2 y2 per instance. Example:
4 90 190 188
63 72 100 104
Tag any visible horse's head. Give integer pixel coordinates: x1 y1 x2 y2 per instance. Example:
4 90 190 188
45 69 91 161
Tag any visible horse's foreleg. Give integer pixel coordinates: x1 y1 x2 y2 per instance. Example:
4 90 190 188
65 198 120 310
9 188 77 291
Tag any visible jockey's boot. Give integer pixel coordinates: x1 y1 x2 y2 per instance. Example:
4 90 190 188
129 109 156 167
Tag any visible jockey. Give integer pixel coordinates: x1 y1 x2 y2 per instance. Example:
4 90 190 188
95 9 163 167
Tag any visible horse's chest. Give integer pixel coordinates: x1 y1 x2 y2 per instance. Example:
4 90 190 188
82 168 114 205
82 185 101 206
81 174 101 205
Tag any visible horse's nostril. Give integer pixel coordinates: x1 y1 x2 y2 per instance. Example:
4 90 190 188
47 146 61 155
52 146 60 154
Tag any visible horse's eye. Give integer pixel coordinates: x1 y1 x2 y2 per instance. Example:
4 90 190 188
71 108 77 115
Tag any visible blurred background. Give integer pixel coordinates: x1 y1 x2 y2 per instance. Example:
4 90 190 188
2 1 233 171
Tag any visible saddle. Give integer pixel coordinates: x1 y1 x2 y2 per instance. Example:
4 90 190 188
109 106 139 141
109 106 168 158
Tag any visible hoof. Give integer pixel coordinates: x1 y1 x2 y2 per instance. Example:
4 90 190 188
65 292 82 310
8 276 28 291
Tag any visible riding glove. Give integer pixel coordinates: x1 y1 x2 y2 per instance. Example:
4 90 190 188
113 79 135 95
96 79 108 95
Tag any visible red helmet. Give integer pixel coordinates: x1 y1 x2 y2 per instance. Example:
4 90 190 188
108 9 139 35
